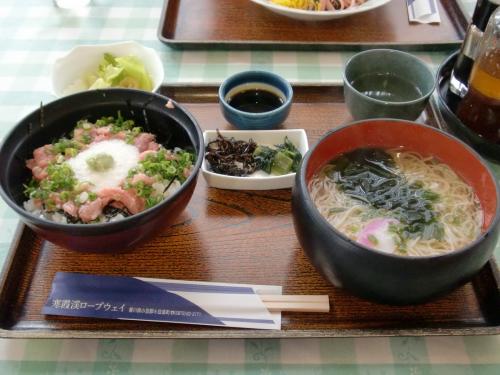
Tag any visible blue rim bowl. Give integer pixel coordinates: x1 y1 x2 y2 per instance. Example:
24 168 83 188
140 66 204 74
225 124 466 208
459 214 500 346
218 70 293 130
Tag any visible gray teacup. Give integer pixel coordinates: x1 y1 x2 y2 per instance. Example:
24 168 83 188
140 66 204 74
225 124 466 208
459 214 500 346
343 49 436 121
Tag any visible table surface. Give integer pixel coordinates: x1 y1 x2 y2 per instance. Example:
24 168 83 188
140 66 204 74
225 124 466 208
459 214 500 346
1 0 500 374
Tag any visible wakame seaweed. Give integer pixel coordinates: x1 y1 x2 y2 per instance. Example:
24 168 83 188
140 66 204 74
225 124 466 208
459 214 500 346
254 137 302 175
327 148 443 241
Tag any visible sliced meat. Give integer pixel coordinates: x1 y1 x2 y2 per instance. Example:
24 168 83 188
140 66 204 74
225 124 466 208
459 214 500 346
50 193 64 208
139 150 156 161
78 198 106 223
90 125 111 138
26 158 36 170
134 133 156 152
72 130 92 148
32 199 43 210
62 201 78 218
98 187 145 214
131 173 155 185
113 131 127 140
31 166 48 181
147 141 159 152
27 145 55 175
32 145 55 168
90 125 113 143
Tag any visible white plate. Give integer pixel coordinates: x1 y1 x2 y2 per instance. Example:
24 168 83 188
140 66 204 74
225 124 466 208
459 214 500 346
202 129 309 190
250 0 392 21
51 41 164 98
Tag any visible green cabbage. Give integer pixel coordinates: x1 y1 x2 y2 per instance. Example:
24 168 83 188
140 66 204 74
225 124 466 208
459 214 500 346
87 53 153 91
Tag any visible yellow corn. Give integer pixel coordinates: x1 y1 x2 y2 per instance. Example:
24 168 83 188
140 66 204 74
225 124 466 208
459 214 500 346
270 0 317 10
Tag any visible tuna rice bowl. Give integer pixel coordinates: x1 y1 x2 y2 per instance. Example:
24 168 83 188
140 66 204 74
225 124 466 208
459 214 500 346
23 113 194 224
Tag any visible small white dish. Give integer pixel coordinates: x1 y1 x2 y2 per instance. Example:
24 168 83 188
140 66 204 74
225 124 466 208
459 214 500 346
202 129 309 190
51 41 164 98
250 0 392 21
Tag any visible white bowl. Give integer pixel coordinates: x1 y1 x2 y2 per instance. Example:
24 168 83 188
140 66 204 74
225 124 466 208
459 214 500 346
250 0 392 21
202 129 309 190
51 41 164 98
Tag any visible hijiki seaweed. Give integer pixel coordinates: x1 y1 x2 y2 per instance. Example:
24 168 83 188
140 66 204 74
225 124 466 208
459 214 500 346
205 130 258 176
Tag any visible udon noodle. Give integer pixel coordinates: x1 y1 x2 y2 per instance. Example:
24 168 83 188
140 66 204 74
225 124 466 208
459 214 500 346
309 148 483 256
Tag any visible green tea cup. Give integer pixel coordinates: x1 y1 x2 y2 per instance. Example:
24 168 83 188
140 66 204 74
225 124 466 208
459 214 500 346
343 49 436 121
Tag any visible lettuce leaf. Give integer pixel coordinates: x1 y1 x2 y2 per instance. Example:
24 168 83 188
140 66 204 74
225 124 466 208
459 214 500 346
86 53 153 91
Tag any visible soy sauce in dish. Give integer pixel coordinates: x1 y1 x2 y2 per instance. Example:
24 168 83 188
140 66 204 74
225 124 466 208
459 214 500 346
226 83 285 113
351 73 423 102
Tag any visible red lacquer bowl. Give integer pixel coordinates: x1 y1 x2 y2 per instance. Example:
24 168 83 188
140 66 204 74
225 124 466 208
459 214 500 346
292 119 500 304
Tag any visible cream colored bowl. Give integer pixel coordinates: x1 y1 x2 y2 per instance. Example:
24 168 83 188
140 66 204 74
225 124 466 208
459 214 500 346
51 41 164 98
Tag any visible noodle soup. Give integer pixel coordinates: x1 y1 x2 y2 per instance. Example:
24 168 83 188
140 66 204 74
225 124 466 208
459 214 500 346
309 148 483 256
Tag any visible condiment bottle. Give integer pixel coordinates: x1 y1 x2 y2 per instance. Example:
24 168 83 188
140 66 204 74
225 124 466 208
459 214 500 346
449 0 499 98
456 7 500 143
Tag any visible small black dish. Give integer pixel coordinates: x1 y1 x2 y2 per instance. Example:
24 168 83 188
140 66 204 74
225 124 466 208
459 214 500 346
436 51 500 162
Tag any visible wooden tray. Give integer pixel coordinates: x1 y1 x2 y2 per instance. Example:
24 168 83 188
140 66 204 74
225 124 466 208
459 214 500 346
157 0 468 51
0 85 499 339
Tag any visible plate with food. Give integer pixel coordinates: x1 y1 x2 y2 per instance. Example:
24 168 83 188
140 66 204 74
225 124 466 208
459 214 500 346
202 129 308 190
250 0 393 21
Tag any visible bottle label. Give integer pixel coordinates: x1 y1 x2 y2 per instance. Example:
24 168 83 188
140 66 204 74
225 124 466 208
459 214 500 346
461 25 484 60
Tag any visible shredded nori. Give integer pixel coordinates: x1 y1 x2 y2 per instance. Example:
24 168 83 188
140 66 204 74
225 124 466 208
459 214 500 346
61 206 130 224
327 148 443 241
103 205 130 219
63 210 82 224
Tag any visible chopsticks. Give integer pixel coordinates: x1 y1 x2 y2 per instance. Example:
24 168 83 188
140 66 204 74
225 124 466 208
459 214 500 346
259 294 330 313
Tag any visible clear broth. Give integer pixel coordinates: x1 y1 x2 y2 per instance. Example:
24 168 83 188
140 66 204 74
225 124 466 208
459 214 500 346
351 73 423 102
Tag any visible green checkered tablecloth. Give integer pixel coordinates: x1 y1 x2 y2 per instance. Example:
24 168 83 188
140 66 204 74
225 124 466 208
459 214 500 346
1 0 499 374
